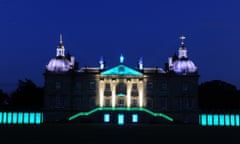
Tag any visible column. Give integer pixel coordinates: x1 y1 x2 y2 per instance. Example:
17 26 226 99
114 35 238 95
112 80 116 107
139 80 143 107
99 80 104 107
127 81 131 107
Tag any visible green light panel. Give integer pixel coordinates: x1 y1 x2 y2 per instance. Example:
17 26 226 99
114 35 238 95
68 107 174 122
0 112 43 124
200 114 240 127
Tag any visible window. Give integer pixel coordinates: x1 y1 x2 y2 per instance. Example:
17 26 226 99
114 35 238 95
105 99 111 107
105 83 111 91
132 114 138 123
132 83 138 90
182 83 189 92
118 99 124 107
118 114 124 125
147 99 153 108
147 81 153 90
56 82 61 90
160 82 168 90
89 81 96 90
116 82 126 95
104 114 110 123
131 99 138 107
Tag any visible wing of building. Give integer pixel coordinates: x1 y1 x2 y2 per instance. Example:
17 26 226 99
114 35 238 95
44 35 199 124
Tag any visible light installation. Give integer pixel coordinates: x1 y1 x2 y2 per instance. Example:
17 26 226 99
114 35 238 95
132 114 138 123
68 107 174 122
101 65 143 76
118 114 124 125
0 112 43 125
199 114 240 127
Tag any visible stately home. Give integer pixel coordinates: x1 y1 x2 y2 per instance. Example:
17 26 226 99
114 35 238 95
44 35 199 124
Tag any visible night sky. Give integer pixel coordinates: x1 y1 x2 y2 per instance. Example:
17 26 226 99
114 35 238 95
1 0 240 92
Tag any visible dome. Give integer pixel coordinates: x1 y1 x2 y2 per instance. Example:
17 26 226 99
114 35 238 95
46 58 71 72
173 59 197 74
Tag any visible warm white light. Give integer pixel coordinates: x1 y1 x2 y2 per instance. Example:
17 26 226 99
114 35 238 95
99 81 104 107
112 83 116 107
127 83 131 107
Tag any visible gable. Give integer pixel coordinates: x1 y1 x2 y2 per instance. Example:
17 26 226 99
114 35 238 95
100 64 143 76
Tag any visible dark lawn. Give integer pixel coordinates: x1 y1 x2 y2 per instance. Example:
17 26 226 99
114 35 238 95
0 123 239 144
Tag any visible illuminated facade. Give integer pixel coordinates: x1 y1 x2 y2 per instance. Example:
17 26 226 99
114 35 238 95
44 35 199 124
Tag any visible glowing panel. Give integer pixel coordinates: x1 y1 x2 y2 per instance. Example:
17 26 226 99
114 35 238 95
29 113 35 124
18 113 23 124
3 112 7 124
118 114 124 125
24 113 29 124
0 112 2 123
236 115 239 126
117 93 126 97
104 114 110 123
225 115 230 126
230 114 235 126
12 112 18 124
101 64 143 76
213 114 218 126
35 113 42 124
201 114 207 126
219 114 224 126
132 114 138 123
207 115 212 126
7 112 12 124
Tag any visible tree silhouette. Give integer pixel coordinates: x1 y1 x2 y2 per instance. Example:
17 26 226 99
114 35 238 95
9 79 44 110
0 89 8 109
199 80 240 112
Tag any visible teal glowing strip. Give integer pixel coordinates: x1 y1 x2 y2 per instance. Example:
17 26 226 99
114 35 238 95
24 113 29 124
236 115 239 126
3 112 7 124
68 107 174 122
35 113 42 124
231 115 235 126
225 115 230 126
213 114 218 126
7 112 12 124
207 115 212 126
0 112 2 124
18 113 23 124
29 113 35 124
219 114 224 126
12 112 18 124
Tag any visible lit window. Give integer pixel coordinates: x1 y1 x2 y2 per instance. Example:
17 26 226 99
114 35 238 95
118 114 124 125
132 114 138 123
3 112 7 124
29 113 35 124
12 112 18 124
201 114 207 126
0 112 2 124
104 114 110 123
236 115 239 126
18 113 23 124
35 113 42 124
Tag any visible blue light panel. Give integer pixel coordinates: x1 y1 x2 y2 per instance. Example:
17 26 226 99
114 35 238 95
118 114 124 125
7 112 12 124
219 114 224 126
12 112 18 124
24 113 29 124
230 114 235 126
236 115 239 126
225 115 230 126
213 114 218 126
207 114 212 126
200 114 206 126
104 114 110 123
3 112 7 124
0 112 2 124
29 113 35 124
132 114 138 123
18 113 23 124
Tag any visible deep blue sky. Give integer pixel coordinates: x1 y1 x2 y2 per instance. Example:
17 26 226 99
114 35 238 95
1 0 240 92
